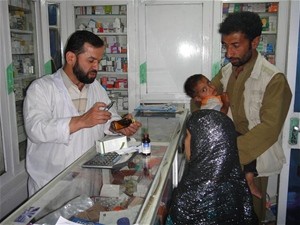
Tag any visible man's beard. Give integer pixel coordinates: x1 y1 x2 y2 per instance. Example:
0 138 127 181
73 61 97 84
229 45 253 67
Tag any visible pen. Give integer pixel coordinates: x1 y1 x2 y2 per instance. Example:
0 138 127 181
104 101 115 111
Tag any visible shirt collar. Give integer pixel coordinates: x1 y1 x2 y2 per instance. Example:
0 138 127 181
61 69 89 92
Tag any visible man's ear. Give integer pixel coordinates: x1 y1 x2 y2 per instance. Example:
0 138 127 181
251 36 260 49
65 51 76 66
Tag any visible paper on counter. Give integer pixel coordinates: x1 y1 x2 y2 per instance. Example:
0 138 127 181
99 205 141 225
100 184 120 198
55 216 78 225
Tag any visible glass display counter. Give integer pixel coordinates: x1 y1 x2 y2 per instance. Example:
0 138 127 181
2 109 188 225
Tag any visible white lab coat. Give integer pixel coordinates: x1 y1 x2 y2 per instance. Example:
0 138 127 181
24 69 121 195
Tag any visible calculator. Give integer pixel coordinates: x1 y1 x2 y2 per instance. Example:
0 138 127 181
82 151 137 169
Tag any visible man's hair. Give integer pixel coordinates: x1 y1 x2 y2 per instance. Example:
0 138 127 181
184 74 206 98
219 11 262 41
64 30 104 61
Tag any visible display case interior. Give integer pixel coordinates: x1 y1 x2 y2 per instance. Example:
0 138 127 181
9 0 38 161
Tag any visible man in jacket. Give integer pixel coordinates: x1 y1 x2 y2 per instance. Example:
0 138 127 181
24 30 141 196
208 11 291 224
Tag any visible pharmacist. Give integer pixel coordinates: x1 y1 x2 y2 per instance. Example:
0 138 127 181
23 30 141 196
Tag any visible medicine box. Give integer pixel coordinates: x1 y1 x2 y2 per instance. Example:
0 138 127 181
96 135 127 154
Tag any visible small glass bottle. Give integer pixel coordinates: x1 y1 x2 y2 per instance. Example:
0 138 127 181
143 155 151 177
111 118 134 131
142 133 151 155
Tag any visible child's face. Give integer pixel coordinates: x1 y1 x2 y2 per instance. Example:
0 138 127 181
193 77 217 102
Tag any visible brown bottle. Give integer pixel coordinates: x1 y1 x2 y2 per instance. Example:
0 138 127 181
111 118 134 130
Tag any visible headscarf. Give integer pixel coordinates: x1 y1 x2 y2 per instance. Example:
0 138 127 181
169 109 258 225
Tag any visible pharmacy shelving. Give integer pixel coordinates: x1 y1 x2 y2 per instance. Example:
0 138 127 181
74 5 129 114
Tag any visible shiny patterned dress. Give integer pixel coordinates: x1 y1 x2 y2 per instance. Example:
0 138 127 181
169 109 258 225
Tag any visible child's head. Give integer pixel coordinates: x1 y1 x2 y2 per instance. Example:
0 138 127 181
184 74 217 102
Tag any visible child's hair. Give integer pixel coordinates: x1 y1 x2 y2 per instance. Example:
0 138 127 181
184 74 207 98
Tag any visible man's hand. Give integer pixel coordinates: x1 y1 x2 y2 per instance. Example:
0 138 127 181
113 114 142 136
69 102 112 134
220 92 229 107
220 92 229 114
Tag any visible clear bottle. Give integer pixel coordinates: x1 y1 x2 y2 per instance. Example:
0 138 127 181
142 133 151 155
111 118 134 131
143 155 151 177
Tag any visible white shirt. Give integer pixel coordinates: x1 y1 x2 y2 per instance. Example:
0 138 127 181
61 70 88 115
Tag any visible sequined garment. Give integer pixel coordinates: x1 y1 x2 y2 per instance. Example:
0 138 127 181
169 110 258 225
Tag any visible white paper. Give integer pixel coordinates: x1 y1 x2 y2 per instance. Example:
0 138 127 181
55 216 78 225
100 184 120 197
99 205 141 225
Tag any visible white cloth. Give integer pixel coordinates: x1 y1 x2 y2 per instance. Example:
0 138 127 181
24 69 121 195
200 96 222 111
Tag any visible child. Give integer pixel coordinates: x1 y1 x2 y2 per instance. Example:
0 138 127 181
167 110 258 224
184 74 229 114
184 74 262 199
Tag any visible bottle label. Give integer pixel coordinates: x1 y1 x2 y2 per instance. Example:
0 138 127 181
142 143 151 155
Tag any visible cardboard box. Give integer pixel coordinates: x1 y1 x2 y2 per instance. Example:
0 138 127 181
96 135 127 154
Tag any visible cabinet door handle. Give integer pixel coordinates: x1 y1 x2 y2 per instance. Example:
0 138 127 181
289 117 300 145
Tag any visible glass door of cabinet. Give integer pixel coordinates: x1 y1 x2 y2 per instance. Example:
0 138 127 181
48 3 62 73
40 0 64 75
9 0 40 161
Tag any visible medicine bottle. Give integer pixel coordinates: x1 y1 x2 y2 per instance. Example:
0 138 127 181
111 118 134 131
142 133 151 155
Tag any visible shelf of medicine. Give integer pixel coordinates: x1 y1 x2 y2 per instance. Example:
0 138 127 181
10 29 33 34
95 32 127 36
98 71 127 75
76 14 127 19
106 88 127 91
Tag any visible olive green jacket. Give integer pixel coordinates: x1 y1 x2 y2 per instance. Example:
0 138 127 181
211 53 292 176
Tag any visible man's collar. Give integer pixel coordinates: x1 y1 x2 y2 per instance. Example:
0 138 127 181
61 69 89 91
